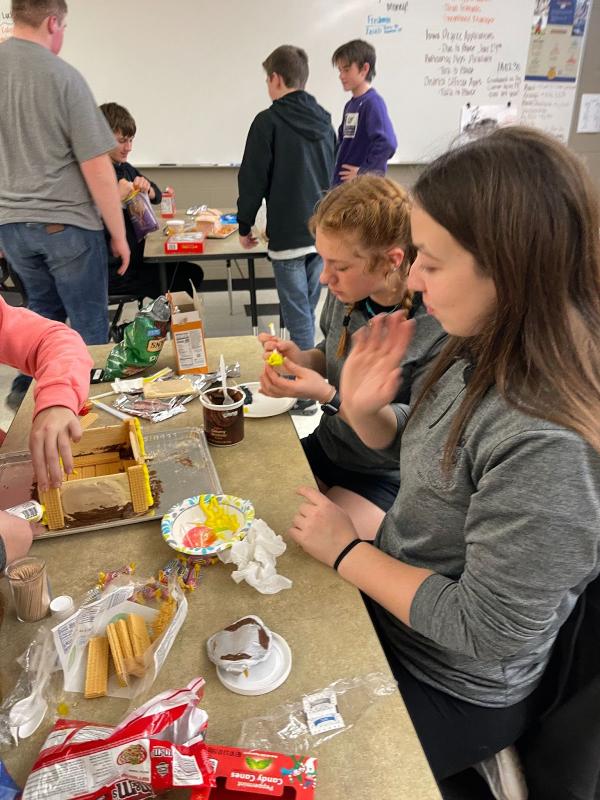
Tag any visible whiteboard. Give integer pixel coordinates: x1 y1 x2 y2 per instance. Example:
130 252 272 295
7 0 537 164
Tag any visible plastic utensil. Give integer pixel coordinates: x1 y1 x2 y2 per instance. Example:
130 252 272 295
9 635 56 741
9 665 51 741
10 682 49 739
220 354 233 405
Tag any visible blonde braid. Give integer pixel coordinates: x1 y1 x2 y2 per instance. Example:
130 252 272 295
336 303 356 358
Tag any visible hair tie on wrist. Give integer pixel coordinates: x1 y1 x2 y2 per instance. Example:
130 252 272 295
333 538 363 571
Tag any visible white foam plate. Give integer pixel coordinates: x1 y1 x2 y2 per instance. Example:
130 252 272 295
216 632 292 695
241 382 295 418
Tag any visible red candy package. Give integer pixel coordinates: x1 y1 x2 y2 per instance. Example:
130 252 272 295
22 678 213 799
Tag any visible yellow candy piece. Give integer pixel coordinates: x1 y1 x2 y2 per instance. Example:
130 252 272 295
56 701 70 717
267 349 284 367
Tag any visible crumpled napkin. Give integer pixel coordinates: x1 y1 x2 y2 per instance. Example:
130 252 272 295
218 518 292 594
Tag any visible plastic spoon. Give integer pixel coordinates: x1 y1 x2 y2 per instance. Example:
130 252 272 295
9 670 51 741
220 354 233 405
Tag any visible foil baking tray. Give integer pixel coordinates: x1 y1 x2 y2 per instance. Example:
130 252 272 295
0 427 222 540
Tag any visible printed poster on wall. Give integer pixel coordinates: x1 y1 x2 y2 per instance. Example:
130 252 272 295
521 0 593 141
526 0 589 81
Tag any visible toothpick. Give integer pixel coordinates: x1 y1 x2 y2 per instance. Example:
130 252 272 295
268 322 276 337
90 400 133 421
90 389 115 400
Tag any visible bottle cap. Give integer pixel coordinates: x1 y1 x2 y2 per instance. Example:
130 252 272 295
49 595 75 621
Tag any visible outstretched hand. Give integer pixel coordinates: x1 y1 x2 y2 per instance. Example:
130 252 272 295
340 311 414 420
288 486 359 567
30 406 82 491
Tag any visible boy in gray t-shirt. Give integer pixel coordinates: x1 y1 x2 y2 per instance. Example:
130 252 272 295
0 0 129 409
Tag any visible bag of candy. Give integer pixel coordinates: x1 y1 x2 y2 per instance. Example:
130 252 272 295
105 296 170 379
21 677 213 800
124 189 159 241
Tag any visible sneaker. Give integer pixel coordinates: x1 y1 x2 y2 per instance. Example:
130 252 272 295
5 374 32 411
290 398 318 416
5 386 27 411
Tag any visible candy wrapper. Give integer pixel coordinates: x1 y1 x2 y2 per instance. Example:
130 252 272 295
123 188 159 241
111 363 241 422
21 678 213 800
104 297 170 380
114 393 189 422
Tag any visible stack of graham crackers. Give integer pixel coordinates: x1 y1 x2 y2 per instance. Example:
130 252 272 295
85 613 152 699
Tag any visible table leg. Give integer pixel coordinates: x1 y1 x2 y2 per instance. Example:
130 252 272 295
159 264 168 295
226 259 233 315
248 258 258 336
279 307 286 339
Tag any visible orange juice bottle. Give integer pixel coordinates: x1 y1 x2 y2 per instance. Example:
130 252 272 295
161 186 176 218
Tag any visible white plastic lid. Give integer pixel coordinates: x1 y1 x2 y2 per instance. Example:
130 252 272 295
216 632 292 696
49 595 75 619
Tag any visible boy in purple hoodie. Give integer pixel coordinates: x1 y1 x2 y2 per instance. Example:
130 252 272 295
331 40 397 185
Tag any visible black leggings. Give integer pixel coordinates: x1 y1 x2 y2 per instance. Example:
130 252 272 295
365 598 542 779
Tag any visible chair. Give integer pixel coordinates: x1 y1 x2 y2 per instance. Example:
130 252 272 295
441 574 600 800
0 257 27 306
517 573 600 799
108 294 144 342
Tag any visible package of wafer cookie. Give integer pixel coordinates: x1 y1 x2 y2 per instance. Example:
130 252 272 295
52 578 187 701
22 677 214 800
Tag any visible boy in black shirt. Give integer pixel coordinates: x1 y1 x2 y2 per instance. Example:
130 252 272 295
100 103 203 299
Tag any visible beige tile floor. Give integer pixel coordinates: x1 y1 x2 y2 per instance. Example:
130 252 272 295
0 287 324 440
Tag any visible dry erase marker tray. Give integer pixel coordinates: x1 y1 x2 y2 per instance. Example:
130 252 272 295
0 427 221 540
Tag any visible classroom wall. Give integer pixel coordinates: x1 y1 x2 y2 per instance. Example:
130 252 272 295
144 0 599 212
568 0 600 191
143 0 599 281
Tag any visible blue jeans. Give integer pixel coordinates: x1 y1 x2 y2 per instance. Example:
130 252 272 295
0 222 109 344
271 253 322 350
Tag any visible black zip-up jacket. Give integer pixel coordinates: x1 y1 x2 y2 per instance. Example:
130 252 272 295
237 90 335 252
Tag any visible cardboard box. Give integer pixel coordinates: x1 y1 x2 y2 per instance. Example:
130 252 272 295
195 746 317 799
164 232 205 254
168 288 209 375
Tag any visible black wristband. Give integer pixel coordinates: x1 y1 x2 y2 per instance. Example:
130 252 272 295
333 538 363 571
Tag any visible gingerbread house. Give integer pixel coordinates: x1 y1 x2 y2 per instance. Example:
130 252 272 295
38 419 153 531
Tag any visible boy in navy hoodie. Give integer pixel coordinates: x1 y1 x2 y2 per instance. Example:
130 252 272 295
237 46 335 358
332 39 397 185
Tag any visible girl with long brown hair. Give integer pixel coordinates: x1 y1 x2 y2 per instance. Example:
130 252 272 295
287 127 600 785
259 175 445 538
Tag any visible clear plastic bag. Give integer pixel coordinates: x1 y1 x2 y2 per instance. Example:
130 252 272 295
0 576 187 747
238 671 397 753
0 623 61 747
